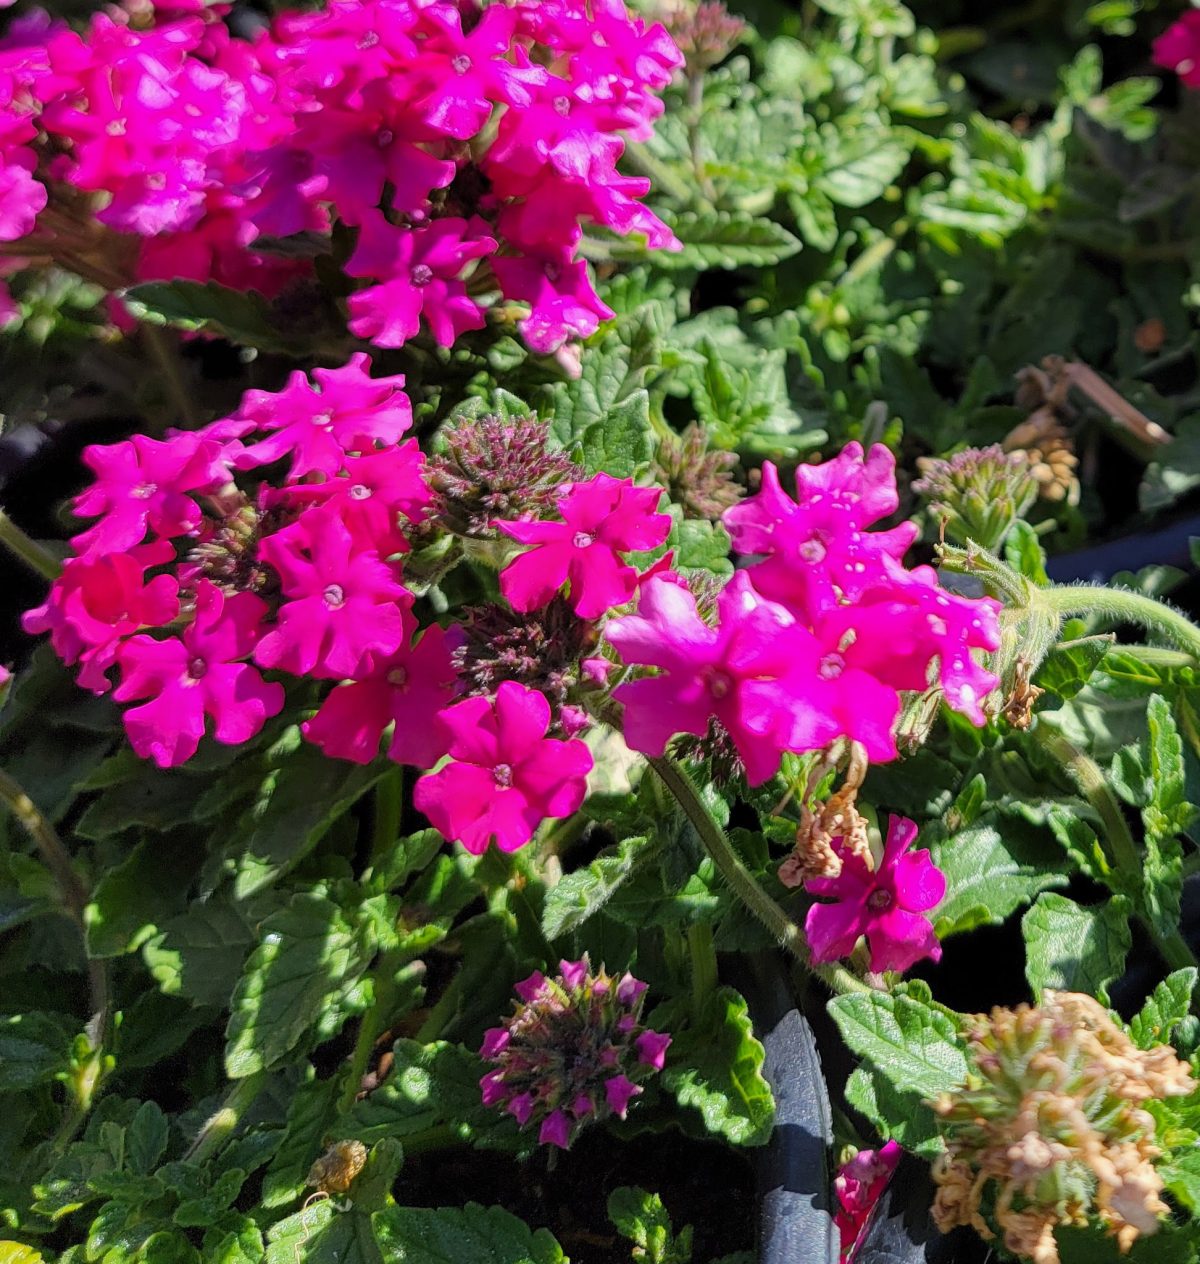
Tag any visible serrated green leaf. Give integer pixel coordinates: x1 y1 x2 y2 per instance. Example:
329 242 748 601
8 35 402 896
266 1201 382 1264
127 1102 169 1176
829 986 968 1157
123 281 300 355
607 1188 692 1264
144 901 257 1009
1160 1150 1200 1215
85 839 196 959
929 815 1070 937
373 1203 566 1264
1142 694 1196 938
1037 638 1113 702
1022 893 1131 1003
542 837 652 940
261 1077 340 1210
225 893 377 1077
654 209 802 271
817 131 911 208
0 1012 75 1092
657 987 774 1147
1130 969 1198 1051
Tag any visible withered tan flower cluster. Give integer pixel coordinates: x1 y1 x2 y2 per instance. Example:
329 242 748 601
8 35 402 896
931 990 1195 1264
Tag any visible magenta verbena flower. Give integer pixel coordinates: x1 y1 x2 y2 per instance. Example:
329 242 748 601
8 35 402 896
498 472 671 619
302 610 459 770
1154 12 1200 89
71 431 230 559
804 815 946 975
413 681 592 854
835 1140 902 1261
479 956 670 1149
22 541 180 695
114 580 284 768
254 507 410 680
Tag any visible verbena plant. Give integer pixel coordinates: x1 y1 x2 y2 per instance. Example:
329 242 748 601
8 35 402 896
0 2 1197 1263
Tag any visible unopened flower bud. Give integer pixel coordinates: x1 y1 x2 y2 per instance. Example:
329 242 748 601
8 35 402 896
913 445 1038 553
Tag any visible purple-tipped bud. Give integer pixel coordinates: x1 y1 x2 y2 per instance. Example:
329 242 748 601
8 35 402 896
480 1069 507 1106
514 970 546 1003
636 1030 672 1071
581 657 612 685
604 1075 642 1119
558 958 588 990
507 1092 536 1126
560 705 590 737
539 1109 572 1149
480 1027 511 1058
478 955 669 1150
616 973 648 1005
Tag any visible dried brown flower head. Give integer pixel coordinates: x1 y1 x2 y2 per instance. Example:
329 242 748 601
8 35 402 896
931 991 1195 1264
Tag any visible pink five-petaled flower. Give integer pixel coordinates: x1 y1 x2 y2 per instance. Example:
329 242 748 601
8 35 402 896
414 681 592 854
71 431 230 559
113 581 284 768
606 573 901 783
345 212 497 348
1154 12 1200 89
254 507 409 680
805 816 946 975
301 610 459 768
498 472 670 619
835 1141 902 1261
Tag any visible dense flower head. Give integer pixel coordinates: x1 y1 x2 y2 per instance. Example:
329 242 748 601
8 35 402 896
932 992 1195 1264
804 815 946 974
835 1141 902 1261
498 472 672 619
479 957 670 1149
414 681 592 854
608 443 1002 773
0 0 681 354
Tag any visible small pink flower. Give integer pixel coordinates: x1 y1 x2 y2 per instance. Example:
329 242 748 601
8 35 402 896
71 432 229 558
114 581 283 767
604 1074 641 1118
635 1030 671 1070
301 613 459 768
22 542 180 694
1154 12 1200 89
491 253 614 353
413 681 592 854
805 816 946 975
498 472 670 618
835 1140 902 1260
254 507 409 680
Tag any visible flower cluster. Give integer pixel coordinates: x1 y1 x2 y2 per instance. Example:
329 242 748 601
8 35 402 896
834 1140 901 1261
606 443 1003 786
479 957 671 1149
0 0 681 350
931 991 1195 1264
912 445 1038 553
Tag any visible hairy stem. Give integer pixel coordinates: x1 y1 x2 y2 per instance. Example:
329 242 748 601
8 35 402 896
687 921 719 1021
0 508 62 582
185 1072 267 1164
1039 585 1200 659
647 754 871 995
142 325 198 430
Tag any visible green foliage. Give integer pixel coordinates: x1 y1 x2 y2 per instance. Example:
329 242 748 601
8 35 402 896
607 1188 693 1264
1021 894 1132 1004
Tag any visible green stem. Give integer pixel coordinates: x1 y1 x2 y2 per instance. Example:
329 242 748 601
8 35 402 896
625 143 697 208
339 953 421 1113
185 1073 266 1164
646 754 871 995
1034 728 1200 972
0 508 62 582
368 767 404 874
687 921 718 1021
1039 585 1200 659
142 325 198 430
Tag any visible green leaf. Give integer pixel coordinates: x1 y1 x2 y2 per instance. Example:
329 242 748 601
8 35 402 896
1130 969 1198 1051
542 837 653 939
144 900 257 1009
373 1204 566 1264
607 1188 692 1264
929 815 1070 937
1142 695 1196 938
656 986 774 1147
577 388 653 479
335 1039 522 1152
652 209 802 271
1160 1150 1200 1215
1021 894 1132 1004
127 1102 169 1176
0 1012 74 1092
829 985 968 1157
85 839 196 959
266 1201 383 1264
817 130 911 208
225 892 377 1077
123 281 303 356
261 1077 340 1210
1037 637 1113 702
